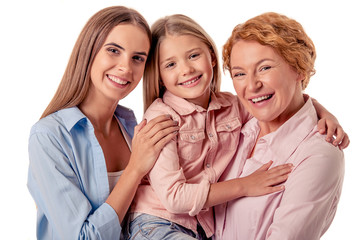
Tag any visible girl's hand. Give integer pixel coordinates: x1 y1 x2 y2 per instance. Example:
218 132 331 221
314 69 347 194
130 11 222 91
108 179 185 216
241 161 293 197
317 118 350 150
126 115 179 179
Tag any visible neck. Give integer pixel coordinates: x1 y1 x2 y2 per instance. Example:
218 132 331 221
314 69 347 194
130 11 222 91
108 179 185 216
258 90 305 137
79 91 118 136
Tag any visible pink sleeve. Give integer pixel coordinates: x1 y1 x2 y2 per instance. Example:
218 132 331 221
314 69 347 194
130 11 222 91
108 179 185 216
144 100 211 216
148 138 210 216
266 145 344 240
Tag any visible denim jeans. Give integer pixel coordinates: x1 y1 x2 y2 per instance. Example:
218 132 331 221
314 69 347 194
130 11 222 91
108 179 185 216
127 213 209 240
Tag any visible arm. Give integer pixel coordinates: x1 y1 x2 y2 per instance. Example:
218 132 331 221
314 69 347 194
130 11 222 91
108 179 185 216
28 131 119 240
310 96 350 149
106 115 179 222
204 161 292 208
266 147 344 239
28 115 178 239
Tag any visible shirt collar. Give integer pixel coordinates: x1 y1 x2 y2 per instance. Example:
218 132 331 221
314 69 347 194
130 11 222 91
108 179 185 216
243 98 318 161
60 105 137 134
162 90 233 116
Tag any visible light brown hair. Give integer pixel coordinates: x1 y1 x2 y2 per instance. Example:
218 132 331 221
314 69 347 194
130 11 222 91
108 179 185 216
143 14 221 111
41 6 151 119
223 12 316 90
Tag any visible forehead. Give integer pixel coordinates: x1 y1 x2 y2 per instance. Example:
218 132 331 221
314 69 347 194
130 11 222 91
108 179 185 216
159 34 208 57
230 40 280 64
105 24 150 50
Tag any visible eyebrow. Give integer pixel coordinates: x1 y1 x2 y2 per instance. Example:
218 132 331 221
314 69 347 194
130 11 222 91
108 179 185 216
231 58 274 71
104 42 148 56
160 47 202 65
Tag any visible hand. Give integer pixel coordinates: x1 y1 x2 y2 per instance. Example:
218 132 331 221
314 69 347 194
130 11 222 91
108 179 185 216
241 161 293 197
318 118 350 150
126 115 179 179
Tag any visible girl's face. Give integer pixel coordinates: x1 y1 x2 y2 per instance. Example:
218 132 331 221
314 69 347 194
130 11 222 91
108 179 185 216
159 34 215 108
230 40 304 127
89 24 150 104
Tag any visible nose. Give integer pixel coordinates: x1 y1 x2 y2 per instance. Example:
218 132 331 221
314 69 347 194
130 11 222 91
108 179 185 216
117 56 132 74
247 74 262 91
180 61 195 76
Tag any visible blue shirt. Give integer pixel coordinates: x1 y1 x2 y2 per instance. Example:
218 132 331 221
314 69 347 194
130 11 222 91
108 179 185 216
27 105 137 240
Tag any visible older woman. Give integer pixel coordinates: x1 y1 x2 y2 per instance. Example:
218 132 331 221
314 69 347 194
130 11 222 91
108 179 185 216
214 12 347 239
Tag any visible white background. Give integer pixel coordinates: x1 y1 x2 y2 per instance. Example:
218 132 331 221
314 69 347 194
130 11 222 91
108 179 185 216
1 0 358 239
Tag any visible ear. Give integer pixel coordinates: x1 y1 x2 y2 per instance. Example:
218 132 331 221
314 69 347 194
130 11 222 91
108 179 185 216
211 52 217 68
296 72 305 82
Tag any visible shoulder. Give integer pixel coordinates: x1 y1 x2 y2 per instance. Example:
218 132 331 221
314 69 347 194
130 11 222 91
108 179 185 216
144 98 179 121
215 91 238 102
295 130 344 177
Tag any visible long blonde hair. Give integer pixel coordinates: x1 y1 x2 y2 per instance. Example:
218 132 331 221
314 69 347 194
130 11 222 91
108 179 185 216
223 12 316 90
41 6 151 119
143 14 221 111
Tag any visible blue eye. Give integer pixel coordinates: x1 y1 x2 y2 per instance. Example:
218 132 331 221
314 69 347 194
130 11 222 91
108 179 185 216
233 72 245 78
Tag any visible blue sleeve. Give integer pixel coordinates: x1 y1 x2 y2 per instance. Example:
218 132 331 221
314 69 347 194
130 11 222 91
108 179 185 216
27 130 121 240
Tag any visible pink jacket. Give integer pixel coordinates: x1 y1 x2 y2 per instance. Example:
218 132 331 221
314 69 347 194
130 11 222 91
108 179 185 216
130 91 250 237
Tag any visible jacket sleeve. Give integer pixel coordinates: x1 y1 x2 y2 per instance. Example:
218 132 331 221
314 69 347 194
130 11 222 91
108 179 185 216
144 101 211 216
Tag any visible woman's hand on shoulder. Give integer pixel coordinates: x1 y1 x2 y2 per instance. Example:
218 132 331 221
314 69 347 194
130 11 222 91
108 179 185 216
126 115 179 179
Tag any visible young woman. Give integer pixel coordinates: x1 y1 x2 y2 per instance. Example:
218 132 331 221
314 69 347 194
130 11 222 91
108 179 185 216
27 6 179 239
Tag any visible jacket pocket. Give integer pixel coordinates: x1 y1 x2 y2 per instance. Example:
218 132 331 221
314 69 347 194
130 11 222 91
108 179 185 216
178 130 205 160
216 118 242 150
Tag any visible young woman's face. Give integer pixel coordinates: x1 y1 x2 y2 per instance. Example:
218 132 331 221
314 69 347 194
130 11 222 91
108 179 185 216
230 40 303 125
159 34 215 108
89 24 150 103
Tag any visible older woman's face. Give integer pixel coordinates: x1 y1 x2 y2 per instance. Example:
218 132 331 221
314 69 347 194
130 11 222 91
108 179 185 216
230 40 303 125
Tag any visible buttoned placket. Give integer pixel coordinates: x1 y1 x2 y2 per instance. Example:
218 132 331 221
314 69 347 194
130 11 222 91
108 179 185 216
204 109 217 183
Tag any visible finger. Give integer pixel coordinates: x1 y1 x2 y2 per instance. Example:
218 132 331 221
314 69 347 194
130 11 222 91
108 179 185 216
256 161 273 172
325 124 336 143
267 174 290 186
141 115 173 134
268 163 293 174
134 119 147 135
317 119 326 134
339 133 350 150
332 127 344 146
150 125 179 146
265 185 285 194
142 117 178 139
153 130 179 151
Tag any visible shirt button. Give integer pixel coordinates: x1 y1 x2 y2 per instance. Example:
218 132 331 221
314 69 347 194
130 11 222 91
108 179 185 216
191 135 196 140
226 124 232 129
208 133 213 137
206 163 211 168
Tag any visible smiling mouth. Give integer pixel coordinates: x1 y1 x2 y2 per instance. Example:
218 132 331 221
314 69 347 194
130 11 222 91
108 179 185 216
107 74 129 85
250 94 273 103
179 75 202 86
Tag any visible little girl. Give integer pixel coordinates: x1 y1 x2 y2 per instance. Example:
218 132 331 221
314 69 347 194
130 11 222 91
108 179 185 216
127 14 292 239
128 14 346 239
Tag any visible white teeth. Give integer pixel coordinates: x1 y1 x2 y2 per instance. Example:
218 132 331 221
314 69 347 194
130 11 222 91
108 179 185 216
108 75 128 85
181 76 200 86
251 95 272 103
